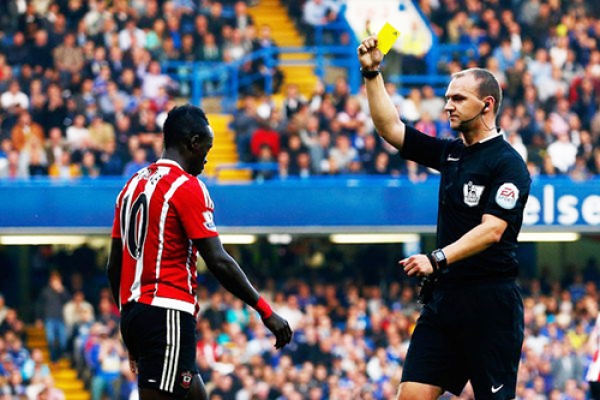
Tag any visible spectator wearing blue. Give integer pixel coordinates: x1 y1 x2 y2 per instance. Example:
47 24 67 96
122 147 150 177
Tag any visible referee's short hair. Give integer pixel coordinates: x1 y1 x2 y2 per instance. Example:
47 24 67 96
163 104 211 149
452 68 502 114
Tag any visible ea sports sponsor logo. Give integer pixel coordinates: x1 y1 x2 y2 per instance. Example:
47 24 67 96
496 183 519 210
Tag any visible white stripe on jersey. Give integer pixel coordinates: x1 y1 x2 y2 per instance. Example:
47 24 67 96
185 240 194 307
197 178 214 209
152 296 195 315
121 171 146 297
127 167 168 303
120 170 146 241
154 174 189 297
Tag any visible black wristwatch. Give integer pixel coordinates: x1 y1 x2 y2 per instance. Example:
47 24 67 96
431 249 448 271
360 68 380 79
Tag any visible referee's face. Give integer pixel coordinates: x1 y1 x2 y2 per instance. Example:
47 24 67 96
444 75 483 131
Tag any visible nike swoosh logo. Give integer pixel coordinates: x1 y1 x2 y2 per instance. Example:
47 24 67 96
148 379 157 383
447 156 460 161
491 384 503 393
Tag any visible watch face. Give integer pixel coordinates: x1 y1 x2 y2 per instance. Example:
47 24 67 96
433 251 445 262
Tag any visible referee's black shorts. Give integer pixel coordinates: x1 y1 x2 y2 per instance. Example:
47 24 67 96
120 302 198 398
401 280 524 400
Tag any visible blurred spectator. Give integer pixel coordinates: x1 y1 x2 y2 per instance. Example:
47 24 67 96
63 291 95 352
0 148 25 179
252 25 284 94
21 348 51 383
302 0 339 44
141 60 176 100
53 32 85 84
48 150 81 179
89 330 125 400
0 81 29 114
88 115 115 151
36 271 70 363
251 120 280 160
419 86 445 121
0 295 8 326
11 112 44 152
329 134 357 174
547 132 578 174
65 114 90 152
122 147 150 177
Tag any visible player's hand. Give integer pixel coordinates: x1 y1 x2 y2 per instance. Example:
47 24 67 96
357 35 384 70
400 254 435 277
262 312 293 350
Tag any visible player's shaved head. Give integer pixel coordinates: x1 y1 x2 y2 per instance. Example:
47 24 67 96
163 104 211 149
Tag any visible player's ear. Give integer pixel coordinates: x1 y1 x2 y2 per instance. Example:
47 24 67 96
188 135 200 152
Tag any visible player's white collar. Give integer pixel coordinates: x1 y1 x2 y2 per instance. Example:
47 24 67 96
157 158 184 170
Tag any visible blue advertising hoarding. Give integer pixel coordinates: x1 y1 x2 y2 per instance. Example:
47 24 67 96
0 177 598 234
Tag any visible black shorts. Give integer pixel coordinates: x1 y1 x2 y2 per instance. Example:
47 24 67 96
401 280 524 400
120 302 198 398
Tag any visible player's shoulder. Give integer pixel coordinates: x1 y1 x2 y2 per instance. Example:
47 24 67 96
175 176 215 208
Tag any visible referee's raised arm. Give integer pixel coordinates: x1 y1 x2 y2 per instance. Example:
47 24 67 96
357 35 406 150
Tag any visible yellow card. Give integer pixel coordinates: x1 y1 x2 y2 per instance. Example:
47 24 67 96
377 22 400 55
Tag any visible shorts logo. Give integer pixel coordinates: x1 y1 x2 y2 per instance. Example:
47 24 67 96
495 183 519 210
180 371 193 389
463 181 485 207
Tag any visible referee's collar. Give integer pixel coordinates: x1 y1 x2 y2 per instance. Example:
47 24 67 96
468 132 502 149
477 132 502 144
156 158 184 170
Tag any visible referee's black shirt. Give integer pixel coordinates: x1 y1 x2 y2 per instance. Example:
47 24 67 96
401 126 531 285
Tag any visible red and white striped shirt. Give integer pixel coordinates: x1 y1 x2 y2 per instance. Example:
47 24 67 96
111 159 218 316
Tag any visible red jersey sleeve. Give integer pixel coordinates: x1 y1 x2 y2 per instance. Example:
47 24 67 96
173 178 219 240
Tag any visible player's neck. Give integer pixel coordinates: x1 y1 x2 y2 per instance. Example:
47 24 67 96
161 149 187 170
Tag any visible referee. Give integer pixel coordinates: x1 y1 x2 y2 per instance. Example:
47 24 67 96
358 36 531 400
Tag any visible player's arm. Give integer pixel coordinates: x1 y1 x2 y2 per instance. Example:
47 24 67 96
194 236 293 349
402 214 507 276
106 238 123 306
357 35 406 150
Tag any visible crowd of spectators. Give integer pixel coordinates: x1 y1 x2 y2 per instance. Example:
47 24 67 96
0 291 65 399
232 0 600 181
0 0 597 182
0 0 282 180
1 241 600 399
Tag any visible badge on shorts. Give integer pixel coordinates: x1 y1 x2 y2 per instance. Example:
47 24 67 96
463 181 485 207
180 371 193 389
495 183 519 209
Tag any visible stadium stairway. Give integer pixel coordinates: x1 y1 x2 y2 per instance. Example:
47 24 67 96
26 326 91 400
248 0 319 99
205 114 252 181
